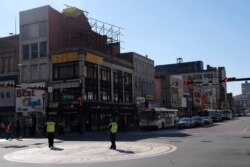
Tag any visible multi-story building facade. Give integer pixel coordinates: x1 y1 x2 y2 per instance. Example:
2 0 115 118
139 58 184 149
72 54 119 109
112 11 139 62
155 71 183 109
18 5 137 133
233 81 250 111
49 48 134 132
242 81 250 94
119 52 155 107
0 35 19 122
155 59 227 116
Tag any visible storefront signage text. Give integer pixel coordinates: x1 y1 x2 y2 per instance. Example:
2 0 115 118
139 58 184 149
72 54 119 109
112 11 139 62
86 53 103 64
51 52 78 64
23 98 41 108
16 89 35 97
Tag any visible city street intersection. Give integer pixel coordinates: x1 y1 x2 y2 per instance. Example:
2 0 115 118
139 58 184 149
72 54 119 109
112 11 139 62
0 114 249 167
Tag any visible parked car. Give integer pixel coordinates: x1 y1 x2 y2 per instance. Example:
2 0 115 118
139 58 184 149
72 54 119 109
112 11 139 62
203 115 213 125
176 117 194 129
221 110 232 120
211 111 222 122
191 116 205 127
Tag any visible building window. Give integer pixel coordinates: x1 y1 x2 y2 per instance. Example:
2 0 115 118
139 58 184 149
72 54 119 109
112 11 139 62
124 73 132 85
100 87 111 101
53 62 79 80
2 57 11 73
23 66 31 82
39 41 47 58
86 62 98 79
204 73 213 79
194 74 202 80
39 21 47 37
31 64 39 81
113 70 122 84
22 44 29 60
114 89 123 102
20 24 29 40
29 23 39 39
86 85 98 101
125 90 132 103
31 43 38 59
100 66 111 82
40 63 47 80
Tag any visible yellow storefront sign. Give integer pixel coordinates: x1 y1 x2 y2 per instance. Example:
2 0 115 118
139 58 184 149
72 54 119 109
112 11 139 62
145 94 155 101
85 53 103 64
51 52 78 64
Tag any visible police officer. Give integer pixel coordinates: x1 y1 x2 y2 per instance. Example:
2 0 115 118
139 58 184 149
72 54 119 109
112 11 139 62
46 118 56 148
108 118 118 150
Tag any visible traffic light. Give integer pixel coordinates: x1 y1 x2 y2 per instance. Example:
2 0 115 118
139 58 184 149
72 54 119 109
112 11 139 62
4 82 15 87
35 85 45 90
183 80 193 85
77 96 83 107
223 77 236 82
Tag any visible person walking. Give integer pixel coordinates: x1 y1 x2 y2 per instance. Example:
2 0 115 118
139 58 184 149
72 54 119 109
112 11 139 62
108 118 118 150
46 118 56 148
6 121 13 140
0 121 5 137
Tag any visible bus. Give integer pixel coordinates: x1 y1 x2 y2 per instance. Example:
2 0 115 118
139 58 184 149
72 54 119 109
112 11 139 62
139 107 179 130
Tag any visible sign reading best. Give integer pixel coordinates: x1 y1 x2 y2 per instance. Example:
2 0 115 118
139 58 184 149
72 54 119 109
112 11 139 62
16 88 45 113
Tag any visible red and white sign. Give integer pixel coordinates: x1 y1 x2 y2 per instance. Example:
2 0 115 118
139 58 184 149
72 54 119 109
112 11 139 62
16 88 46 113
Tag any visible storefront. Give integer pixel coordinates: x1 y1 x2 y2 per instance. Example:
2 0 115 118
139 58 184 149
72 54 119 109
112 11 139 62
84 102 137 131
56 101 83 133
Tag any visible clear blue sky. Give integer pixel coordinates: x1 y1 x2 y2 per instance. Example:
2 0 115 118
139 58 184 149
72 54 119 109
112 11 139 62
1 0 249 96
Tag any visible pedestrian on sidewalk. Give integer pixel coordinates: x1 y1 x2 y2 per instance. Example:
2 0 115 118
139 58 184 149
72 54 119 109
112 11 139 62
45 117 56 148
0 121 5 137
6 121 13 140
108 118 118 150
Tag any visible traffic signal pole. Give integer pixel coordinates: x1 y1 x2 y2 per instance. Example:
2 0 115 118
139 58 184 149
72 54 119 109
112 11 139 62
233 78 250 81
220 77 250 82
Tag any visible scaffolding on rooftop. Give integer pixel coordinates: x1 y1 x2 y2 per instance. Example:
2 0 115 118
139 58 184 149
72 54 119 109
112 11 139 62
64 4 123 45
88 17 123 44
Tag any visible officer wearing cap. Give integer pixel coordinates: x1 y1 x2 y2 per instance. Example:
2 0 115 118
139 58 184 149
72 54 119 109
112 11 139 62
108 118 118 150
46 117 56 148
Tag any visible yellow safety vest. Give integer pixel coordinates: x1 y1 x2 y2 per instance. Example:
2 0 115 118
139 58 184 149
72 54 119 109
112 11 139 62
46 121 55 133
110 122 118 133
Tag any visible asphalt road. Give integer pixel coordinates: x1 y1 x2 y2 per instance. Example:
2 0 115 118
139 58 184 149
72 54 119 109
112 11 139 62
0 114 249 167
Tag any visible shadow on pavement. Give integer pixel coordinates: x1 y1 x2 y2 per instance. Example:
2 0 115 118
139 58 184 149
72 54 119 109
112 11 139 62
50 147 64 151
2 145 28 149
55 129 192 142
115 149 134 154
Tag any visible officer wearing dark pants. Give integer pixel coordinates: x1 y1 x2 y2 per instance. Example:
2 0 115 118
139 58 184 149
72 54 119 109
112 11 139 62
108 118 118 150
46 118 56 148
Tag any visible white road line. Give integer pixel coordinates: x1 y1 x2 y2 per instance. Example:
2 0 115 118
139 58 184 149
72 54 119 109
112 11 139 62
242 125 250 132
